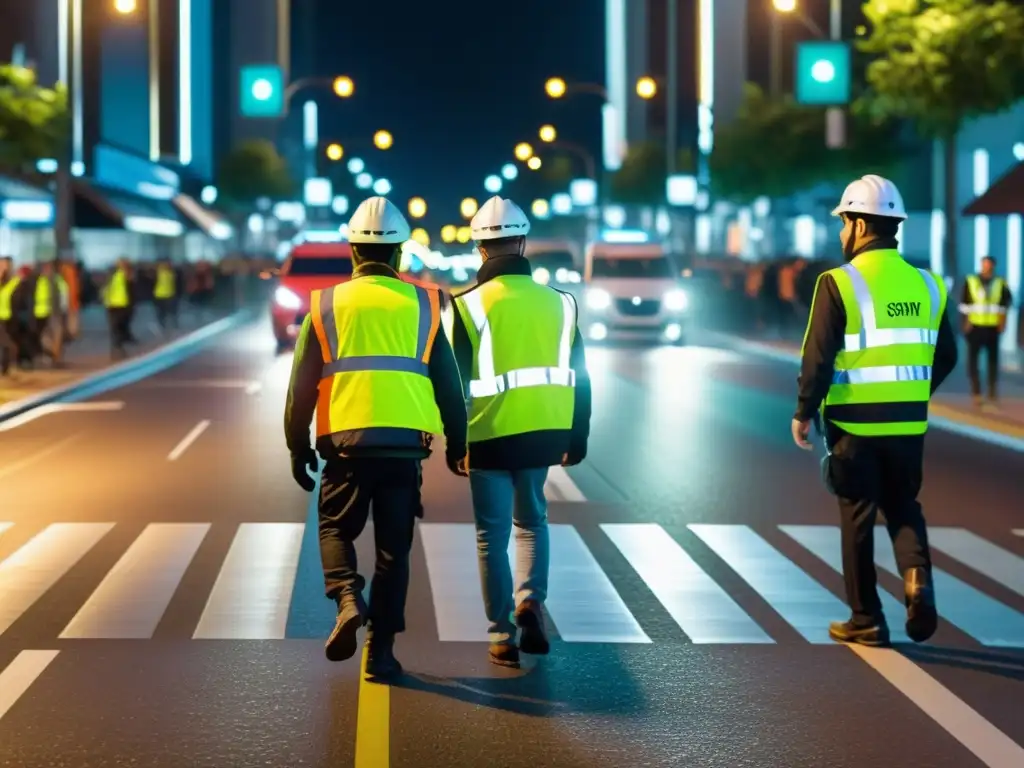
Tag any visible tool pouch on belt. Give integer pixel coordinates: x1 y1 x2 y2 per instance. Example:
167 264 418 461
815 410 839 497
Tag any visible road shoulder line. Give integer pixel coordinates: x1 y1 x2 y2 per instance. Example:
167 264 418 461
355 646 390 768
0 650 60 722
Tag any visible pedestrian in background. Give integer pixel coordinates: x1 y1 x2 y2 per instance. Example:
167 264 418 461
103 258 134 360
31 260 68 366
959 255 1014 408
153 257 179 332
447 196 591 668
0 257 22 376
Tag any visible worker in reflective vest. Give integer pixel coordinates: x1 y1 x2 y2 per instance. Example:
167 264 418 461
103 258 134 359
959 256 1014 406
447 196 592 669
284 196 467 682
792 175 958 648
31 260 68 365
153 257 178 331
0 257 22 376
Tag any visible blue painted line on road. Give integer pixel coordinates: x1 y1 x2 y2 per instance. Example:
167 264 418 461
718 333 1024 454
0 310 252 423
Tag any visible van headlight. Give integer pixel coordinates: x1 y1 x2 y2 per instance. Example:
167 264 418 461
663 289 688 311
274 286 302 309
586 288 612 310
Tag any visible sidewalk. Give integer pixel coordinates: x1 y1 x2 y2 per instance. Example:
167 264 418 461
718 331 1024 439
0 303 231 409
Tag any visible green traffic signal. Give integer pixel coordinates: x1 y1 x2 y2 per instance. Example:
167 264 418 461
795 42 850 106
240 64 284 117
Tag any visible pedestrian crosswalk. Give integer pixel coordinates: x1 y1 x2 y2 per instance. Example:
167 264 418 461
1 521 1022 646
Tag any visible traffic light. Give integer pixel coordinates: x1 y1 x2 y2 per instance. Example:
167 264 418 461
795 42 850 106
240 65 284 117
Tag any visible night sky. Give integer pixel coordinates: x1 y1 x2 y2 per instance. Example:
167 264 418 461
303 0 605 229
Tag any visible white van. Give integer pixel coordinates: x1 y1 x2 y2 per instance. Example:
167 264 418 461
581 241 688 344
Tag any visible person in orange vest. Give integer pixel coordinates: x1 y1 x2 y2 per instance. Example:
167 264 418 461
59 258 81 340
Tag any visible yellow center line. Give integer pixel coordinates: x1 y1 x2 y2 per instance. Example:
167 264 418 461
354 645 390 768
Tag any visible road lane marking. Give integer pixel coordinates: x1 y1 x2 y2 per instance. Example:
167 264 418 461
142 379 261 390
0 523 114 637
544 466 585 501
0 650 60 722
419 523 489 641
354 646 390 768
602 523 774 644
547 524 650 642
167 419 211 461
60 523 211 639
193 523 304 639
1013 529 1024 537
0 401 125 432
850 646 1024 768
780 526 911 643
0 434 83 481
873 534 1024 647
929 528 1024 597
244 380 263 395
689 524 848 644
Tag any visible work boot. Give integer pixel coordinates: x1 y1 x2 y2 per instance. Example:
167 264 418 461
904 566 938 643
364 634 403 681
515 600 550 655
488 642 521 668
828 619 890 647
325 592 367 662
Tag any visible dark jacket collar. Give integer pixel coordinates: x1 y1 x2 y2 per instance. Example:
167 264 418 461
476 255 532 285
352 261 400 279
853 237 899 257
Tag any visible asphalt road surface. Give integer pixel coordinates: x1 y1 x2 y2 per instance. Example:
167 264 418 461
1 318 1022 768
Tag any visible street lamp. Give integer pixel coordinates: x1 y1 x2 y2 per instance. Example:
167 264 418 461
514 142 534 161
347 157 365 174
441 224 457 243
773 0 797 11
356 172 373 189
408 197 427 218
531 199 550 218
113 0 137 12
332 76 354 98
636 76 658 99
325 143 343 161
460 198 479 219
373 130 393 150
373 178 392 195
545 77 567 98
501 163 518 181
456 226 472 244
411 227 430 246
539 124 557 143
527 156 542 171
484 175 502 193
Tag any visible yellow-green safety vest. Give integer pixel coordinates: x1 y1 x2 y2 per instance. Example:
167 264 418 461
309 276 444 440
154 265 176 299
452 275 576 444
818 249 946 437
0 277 20 321
960 275 1005 326
104 269 130 308
34 276 68 318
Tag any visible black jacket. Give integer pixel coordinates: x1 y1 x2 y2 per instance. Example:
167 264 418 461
449 255 592 470
284 262 468 462
795 239 959 423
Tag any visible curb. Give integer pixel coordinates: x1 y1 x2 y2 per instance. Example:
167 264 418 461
0 310 253 423
714 332 1024 454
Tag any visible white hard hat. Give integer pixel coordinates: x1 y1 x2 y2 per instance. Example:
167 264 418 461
471 196 531 241
832 174 907 220
347 196 411 244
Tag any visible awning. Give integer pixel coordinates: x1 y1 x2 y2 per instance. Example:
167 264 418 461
173 194 233 240
963 161 1024 216
73 181 189 237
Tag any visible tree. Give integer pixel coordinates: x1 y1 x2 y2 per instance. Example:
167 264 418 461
858 0 1024 278
608 140 695 205
0 64 68 171
709 82 903 205
215 139 295 210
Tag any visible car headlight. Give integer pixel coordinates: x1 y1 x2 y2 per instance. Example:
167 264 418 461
274 286 302 309
586 288 612 310
663 289 688 311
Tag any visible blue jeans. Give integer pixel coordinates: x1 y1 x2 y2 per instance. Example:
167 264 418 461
469 468 550 645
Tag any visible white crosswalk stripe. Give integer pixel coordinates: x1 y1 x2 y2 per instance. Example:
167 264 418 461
1 521 1023 646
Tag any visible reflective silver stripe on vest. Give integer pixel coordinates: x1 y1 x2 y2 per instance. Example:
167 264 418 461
319 283 433 378
460 288 576 400
958 303 1007 315
832 365 932 385
959 278 1006 315
839 263 940 352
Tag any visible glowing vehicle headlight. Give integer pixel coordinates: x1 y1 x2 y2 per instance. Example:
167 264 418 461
663 289 688 311
533 267 551 285
586 288 612 310
274 286 302 309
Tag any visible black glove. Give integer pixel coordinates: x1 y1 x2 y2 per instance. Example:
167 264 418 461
446 447 469 477
562 443 586 466
290 448 318 492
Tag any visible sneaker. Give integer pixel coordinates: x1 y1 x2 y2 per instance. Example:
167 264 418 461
828 619 890 647
325 593 367 662
515 600 550 655
904 566 937 643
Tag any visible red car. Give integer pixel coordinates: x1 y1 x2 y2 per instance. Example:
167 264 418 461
270 240 441 351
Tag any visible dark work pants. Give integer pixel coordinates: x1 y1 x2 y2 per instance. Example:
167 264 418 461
0 320 17 374
154 298 178 330
107 308 132 354
318 457 423 636
825 430 931 625
966 327 1000 398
